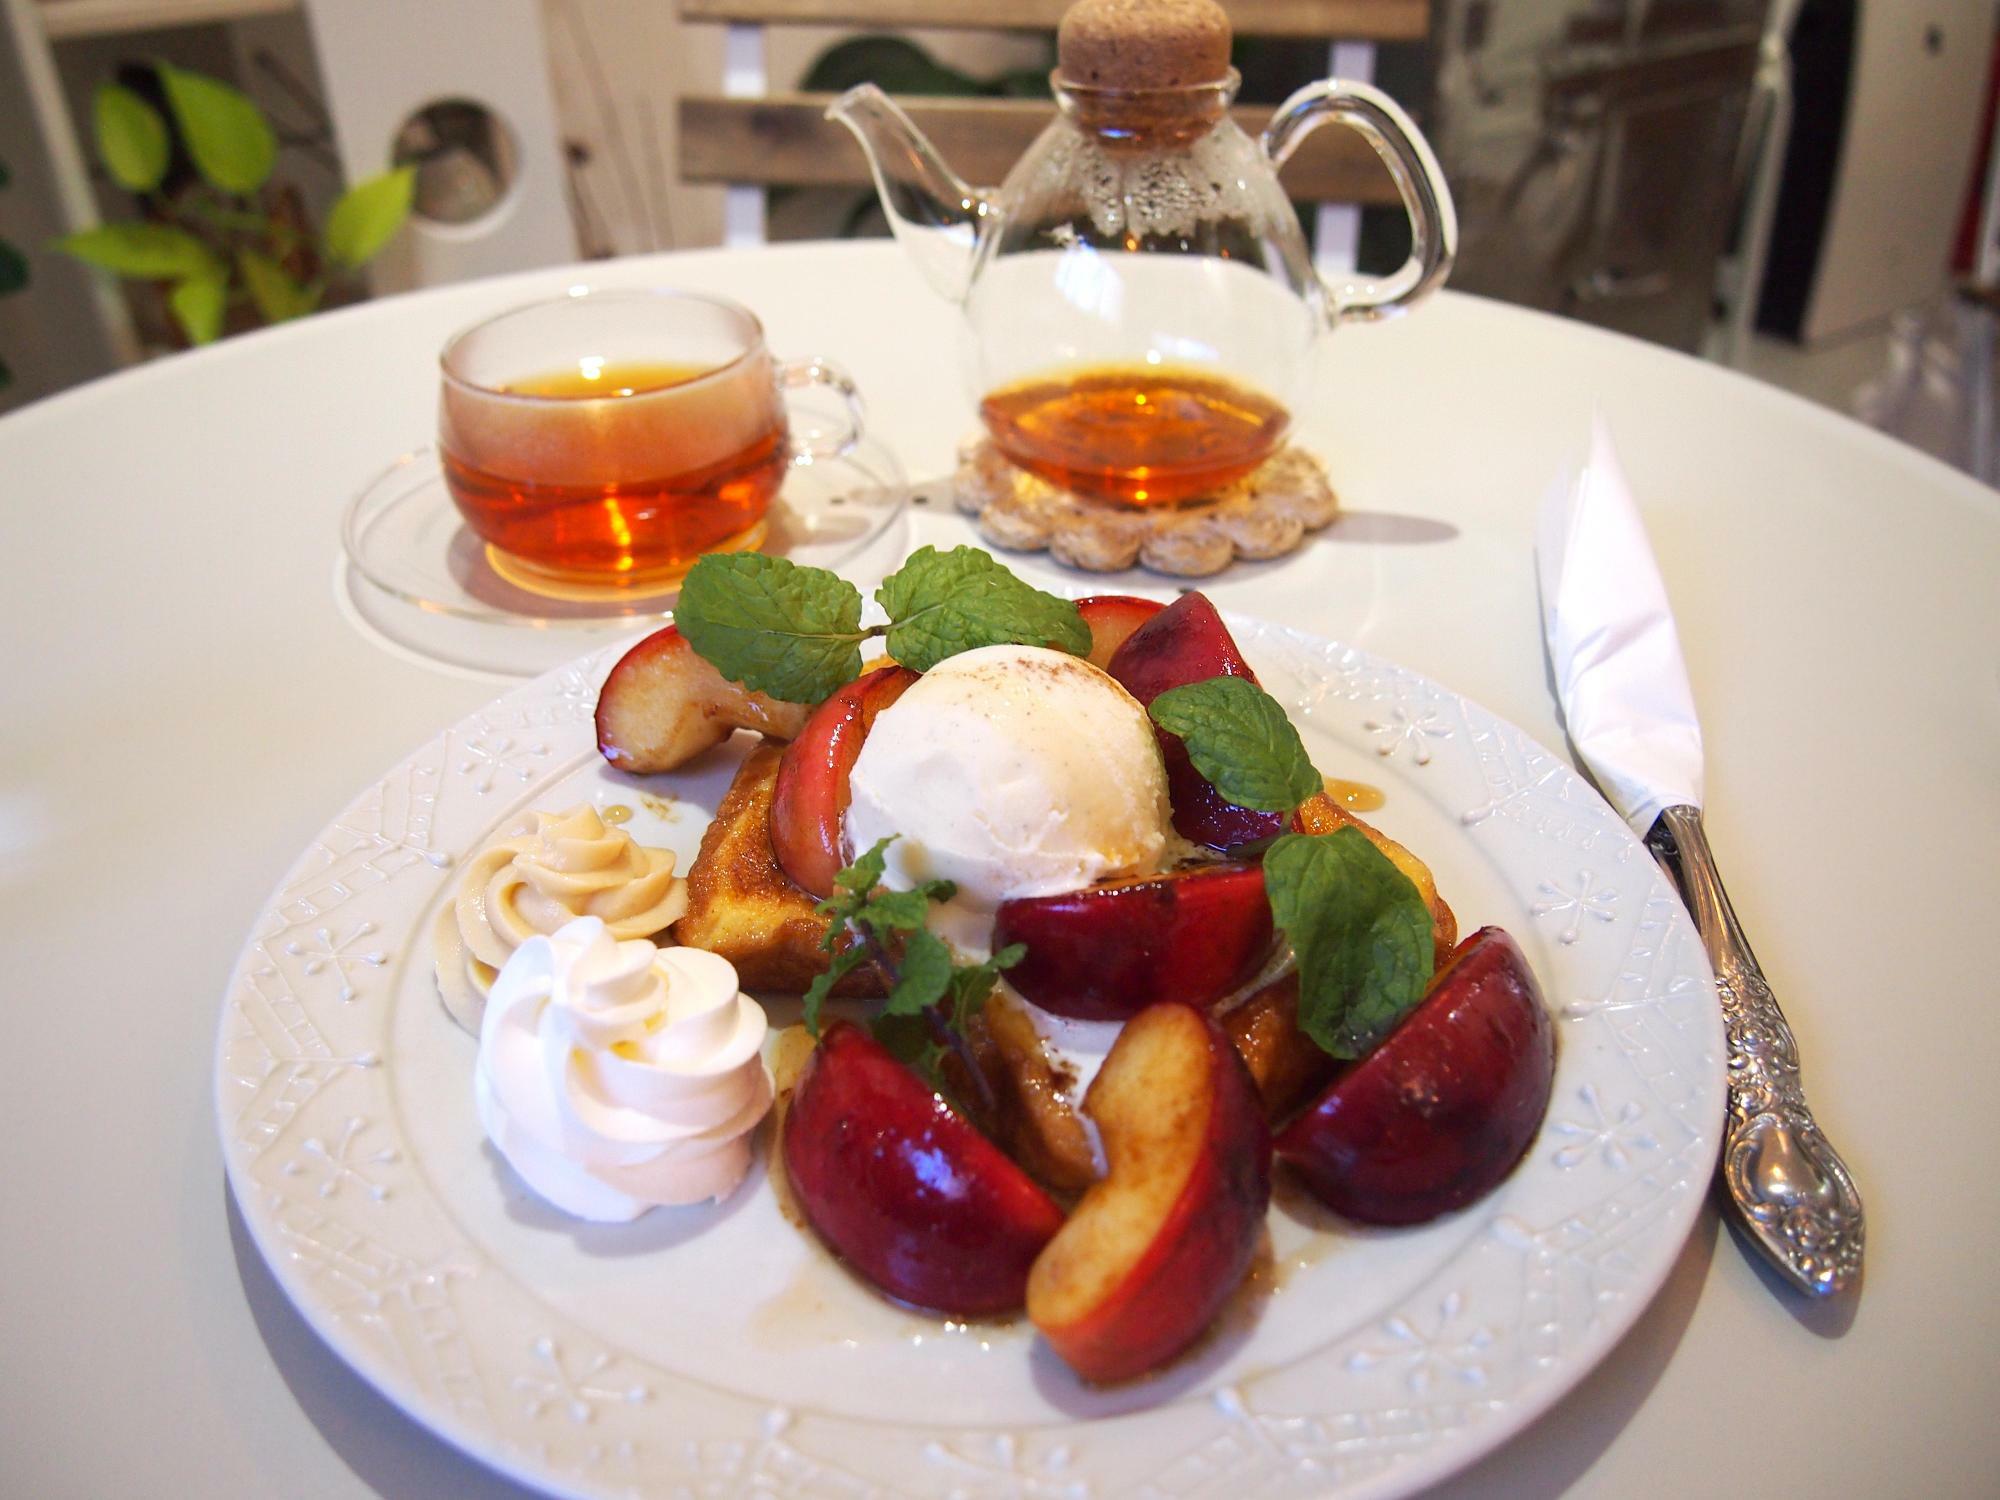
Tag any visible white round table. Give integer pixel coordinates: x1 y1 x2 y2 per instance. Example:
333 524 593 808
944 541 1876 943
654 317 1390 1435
3 242 1995 1497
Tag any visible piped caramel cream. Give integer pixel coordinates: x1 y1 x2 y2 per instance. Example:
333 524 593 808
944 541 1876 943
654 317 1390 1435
435 803 688 1032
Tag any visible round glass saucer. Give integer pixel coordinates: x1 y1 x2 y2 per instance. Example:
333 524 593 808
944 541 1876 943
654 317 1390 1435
338 439 909 678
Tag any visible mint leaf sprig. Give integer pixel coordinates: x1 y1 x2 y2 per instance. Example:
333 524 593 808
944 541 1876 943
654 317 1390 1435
1149 672 1434 1056
1149 675 1321 812
675 546 1089 704
1266 827 1435 1058
803 837 1025 1099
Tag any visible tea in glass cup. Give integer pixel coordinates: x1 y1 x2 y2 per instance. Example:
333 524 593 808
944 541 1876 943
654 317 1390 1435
438 289 861 595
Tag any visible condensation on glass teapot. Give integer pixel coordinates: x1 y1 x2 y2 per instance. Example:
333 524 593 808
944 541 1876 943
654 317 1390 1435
829 0 1457 507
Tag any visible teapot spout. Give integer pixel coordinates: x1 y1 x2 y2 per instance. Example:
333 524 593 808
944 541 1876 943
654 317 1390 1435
826 84 996 303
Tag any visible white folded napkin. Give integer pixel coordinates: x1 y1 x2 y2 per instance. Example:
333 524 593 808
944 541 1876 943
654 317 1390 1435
1535 418 1704 835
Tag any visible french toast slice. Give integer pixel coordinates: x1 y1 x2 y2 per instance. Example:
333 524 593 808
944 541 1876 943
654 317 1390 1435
672 742 884 997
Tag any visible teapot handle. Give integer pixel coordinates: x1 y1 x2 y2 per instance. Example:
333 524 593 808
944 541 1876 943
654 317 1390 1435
1262 79 1457 324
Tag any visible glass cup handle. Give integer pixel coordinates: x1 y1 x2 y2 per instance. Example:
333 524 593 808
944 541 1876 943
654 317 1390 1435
777 356 866 462
1262 79 1458 325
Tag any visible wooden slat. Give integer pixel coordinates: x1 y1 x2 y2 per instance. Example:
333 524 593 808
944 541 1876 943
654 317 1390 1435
680 93 1399 203
35 0 296 40
679 0 1428 42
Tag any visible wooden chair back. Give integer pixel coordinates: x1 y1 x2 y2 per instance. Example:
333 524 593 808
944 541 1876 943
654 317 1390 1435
676 0 1431 241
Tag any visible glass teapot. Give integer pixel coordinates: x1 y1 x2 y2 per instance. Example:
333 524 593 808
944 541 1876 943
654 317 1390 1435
827 0 1456 506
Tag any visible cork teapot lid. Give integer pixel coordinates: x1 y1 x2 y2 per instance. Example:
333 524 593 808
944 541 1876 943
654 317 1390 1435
1057 0 1233 91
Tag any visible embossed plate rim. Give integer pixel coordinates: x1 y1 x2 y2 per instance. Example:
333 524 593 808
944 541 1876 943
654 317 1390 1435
214 617 1724 1500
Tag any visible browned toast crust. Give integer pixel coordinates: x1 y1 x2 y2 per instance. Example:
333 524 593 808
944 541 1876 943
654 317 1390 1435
671 743 883 997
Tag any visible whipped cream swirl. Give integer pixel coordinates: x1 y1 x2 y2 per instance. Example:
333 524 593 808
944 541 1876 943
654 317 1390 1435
436 804 688 1031
476 915 773 1220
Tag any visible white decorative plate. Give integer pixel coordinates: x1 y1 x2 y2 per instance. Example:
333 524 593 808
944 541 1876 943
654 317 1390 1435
214 618 1723 1500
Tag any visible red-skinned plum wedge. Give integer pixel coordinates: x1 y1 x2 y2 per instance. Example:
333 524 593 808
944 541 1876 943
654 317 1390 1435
1027 1002 1272 1384
1275 927 1556 1225
993 862 1275 1021
1104 592 1286 850
1076 595 1165 669
596 625 809 774
768 665 919 897
783 1021 1066 1317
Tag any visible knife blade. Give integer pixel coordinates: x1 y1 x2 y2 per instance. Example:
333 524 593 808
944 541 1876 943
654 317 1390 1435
1536 422 1863 1297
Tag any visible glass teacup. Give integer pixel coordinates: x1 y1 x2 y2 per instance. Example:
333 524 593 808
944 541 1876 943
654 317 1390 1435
438 289 862 596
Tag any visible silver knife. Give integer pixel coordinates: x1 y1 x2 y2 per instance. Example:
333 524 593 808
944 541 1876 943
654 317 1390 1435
1536 423 1863 1297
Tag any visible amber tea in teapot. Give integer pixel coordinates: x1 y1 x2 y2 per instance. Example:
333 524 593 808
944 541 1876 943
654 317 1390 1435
827 0 1456 515
980 363 1289 506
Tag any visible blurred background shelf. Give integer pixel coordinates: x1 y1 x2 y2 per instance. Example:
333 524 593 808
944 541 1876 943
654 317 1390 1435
35 0 297 42
6 0 2000 484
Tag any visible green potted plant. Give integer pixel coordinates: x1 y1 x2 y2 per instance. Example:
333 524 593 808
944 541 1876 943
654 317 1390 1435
55 63 413 347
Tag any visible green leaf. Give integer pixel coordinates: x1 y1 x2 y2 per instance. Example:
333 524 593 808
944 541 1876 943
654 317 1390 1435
94 84 169 193
675 552 868 703
802 944 867 1036
1149 675 1321 813
811 833 1035 1080
813 836 901 953
237 249 319 323
158 64 275 194
878 546 1090 672
54 222 215 279
324 165 415 268
947 942 1023 1032
832 836 893 899
168 267 228 345
869 1011 946 1084
1264 828 1434 1059
883 928 954 1014
0 238 27 297
855 882 953 936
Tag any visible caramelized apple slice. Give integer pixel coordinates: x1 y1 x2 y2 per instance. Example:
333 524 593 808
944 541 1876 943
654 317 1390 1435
596 625 808 773
1223 971 1339 1122
785 1021 1066 1316
1028 1003 1271 1383
960 990 1100 1196
1106 593 1286 850
993 861 1274 1021
1275 927 1555 1225
1075 595 1164 669
768 665 919 897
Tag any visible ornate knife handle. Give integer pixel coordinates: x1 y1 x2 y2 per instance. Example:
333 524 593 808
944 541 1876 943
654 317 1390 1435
1647 804 1864 1296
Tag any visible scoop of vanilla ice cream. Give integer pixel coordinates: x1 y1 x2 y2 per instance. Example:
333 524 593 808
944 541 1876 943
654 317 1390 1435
844 644 1172 953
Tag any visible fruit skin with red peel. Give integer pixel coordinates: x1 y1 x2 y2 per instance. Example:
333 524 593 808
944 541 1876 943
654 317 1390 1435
993 862 1275 1021
768 665 919 897
1076 595 1164 669
783 1022 1067 1317
1105 593 1286 850
596 625 810 774
1275 927 1555 1225
1028 1002 1271 1384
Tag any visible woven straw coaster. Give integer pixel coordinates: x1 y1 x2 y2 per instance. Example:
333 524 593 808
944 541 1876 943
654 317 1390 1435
949 437 1338 577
